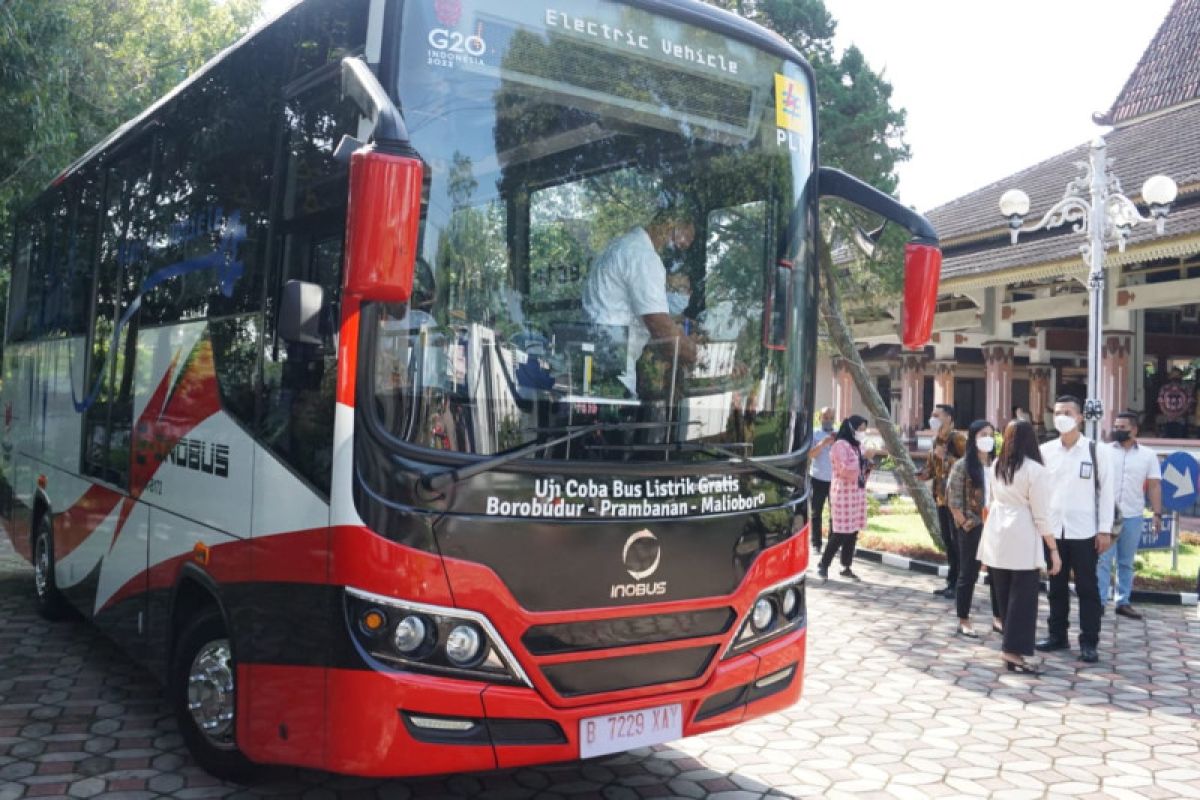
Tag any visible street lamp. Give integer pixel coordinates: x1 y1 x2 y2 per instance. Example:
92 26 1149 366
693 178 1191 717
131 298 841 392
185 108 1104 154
999 135 1177 441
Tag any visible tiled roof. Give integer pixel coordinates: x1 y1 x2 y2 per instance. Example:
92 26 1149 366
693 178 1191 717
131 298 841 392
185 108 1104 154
1099 0 1200 125
925 102 1200 280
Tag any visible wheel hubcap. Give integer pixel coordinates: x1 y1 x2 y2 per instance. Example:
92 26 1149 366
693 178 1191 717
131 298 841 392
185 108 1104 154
186 639 236 749
34 533 49 600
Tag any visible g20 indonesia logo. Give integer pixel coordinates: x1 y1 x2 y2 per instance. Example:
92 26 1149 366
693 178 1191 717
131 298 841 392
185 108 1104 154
774 73 807 133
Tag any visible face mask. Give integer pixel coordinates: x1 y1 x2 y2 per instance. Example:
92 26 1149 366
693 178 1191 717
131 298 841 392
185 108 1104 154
1053 415 1077 434
976 435 995 453
854 431 866 443
821 420 835 432
928 416 942 432
1112 429 1132 443
666 291 690 316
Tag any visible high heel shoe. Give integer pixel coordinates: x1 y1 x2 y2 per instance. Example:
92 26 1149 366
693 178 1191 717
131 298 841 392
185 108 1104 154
1004 659 1041 675
992 622 1004 634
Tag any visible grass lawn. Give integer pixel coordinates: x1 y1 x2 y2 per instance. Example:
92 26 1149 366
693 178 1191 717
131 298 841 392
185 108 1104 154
852 500 1199 592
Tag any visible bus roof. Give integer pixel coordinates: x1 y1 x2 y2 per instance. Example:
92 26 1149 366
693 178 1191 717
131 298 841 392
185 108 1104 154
46 0 810 191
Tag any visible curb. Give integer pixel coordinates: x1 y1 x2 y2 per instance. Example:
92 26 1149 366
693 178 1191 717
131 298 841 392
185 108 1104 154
855 547 1198 606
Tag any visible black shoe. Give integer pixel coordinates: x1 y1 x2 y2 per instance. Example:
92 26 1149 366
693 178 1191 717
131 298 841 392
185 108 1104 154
1115 604 1143 620
931 586 949 596
1080 646 1099 663
839 568 861 582
817 566 828 583
1035 637 1069 652
1004 659 1042 675
939 588 955 599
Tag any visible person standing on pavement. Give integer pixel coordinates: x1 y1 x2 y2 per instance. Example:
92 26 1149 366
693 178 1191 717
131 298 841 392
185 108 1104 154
979 419 1062 674
808 407 837 553
946 419 1003 638
918 404 966 599
1099 412 1163 620
1036 395 1114 664
818 415 877 583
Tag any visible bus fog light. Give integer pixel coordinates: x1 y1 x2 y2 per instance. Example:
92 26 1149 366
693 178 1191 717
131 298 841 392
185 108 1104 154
445 624 483 665
751 598 775 632
781 587 799 619
393 615 429 654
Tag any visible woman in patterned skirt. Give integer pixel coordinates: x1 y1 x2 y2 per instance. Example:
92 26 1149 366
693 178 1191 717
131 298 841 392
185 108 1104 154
818 414 877 582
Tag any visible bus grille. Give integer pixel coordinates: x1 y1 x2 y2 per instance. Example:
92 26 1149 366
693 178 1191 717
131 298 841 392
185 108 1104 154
522 608 735 656
540 646 717 697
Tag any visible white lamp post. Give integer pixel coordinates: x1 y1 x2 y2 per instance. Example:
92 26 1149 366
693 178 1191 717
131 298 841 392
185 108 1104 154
1000 136 1176 441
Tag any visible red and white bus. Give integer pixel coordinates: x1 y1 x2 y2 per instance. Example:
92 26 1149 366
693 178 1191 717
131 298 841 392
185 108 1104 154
0 0 940 780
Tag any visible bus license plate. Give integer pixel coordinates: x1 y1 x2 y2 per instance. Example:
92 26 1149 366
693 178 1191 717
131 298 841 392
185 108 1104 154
579 703 682 759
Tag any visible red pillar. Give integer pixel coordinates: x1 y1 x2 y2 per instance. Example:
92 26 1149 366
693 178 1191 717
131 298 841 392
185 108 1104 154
832 357 855 423
1028 363 1054 439
1101 331 1133 441
898 351 926 442
932 361 955 409
982 341 1015 431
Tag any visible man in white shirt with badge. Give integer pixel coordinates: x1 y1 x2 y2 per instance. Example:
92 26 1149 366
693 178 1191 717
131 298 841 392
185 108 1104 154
582 201 698 398
1101 412 1163 620
1036 395 1114 663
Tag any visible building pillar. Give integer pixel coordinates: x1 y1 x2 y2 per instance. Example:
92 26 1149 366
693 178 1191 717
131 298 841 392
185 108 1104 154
932 361 956 409
1028 363 1055 439
898 351 926 442
1101 331 1133 440
982 341 1016 431
832 357 855 423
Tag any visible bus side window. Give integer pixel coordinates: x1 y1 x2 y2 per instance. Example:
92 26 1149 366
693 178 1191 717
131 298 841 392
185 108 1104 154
82 144 155 487
261 72 357 496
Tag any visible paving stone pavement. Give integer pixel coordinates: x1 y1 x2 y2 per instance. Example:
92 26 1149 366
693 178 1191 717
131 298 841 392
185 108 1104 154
2 534 1199 800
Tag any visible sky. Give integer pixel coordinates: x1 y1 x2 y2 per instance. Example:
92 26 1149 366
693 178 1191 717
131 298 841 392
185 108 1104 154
820 0 1176 212
258 0 1177 212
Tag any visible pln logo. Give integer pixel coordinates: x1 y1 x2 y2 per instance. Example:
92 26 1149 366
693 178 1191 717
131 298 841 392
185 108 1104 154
774 74 807 133
434 0 461 27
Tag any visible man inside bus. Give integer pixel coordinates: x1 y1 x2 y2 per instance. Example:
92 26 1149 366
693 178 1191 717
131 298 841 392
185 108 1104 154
582 199 699 399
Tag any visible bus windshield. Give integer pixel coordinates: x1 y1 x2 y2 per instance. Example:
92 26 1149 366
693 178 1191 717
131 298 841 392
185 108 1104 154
372 0 815 462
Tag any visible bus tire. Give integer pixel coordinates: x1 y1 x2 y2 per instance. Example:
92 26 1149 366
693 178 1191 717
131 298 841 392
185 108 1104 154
32 513 68 620
171 609 255 782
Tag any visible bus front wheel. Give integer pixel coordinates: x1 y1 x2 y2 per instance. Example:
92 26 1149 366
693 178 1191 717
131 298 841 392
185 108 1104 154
33 514 68 620
171 609 255 782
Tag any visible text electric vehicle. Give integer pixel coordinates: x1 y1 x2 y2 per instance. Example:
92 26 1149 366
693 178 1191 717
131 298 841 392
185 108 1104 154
1 0 940 779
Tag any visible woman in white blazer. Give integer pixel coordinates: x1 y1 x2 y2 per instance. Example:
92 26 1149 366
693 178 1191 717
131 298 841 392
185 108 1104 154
979 420 1062 674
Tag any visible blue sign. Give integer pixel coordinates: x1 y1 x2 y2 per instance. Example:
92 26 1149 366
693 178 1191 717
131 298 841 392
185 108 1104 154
1160 451 1200 513
1139 515 1172 550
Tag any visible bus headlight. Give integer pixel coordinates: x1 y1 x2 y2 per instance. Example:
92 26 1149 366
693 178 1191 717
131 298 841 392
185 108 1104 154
393 615 431 655
751 598 775 632
445 624 483 666
725 574 806 659
344 587 530 686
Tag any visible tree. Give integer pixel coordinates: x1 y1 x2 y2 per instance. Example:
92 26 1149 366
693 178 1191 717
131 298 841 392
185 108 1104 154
705 0 944 550
0 0 262 241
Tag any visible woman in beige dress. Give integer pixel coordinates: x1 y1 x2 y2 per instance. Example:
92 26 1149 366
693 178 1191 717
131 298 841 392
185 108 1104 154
979 420 1062 674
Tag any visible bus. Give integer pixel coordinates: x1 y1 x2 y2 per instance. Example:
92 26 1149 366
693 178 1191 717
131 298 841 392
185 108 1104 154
0 0 940 780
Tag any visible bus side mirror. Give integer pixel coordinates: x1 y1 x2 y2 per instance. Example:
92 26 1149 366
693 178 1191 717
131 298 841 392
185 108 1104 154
280 280 325 344
901 242 941 349
343 148 423 303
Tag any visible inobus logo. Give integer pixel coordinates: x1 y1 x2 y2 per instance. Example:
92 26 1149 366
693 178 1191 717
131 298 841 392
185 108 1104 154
610 529 667 599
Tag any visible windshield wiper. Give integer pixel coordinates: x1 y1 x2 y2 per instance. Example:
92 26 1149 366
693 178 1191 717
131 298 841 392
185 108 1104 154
684 442 804 490
419 421 681 493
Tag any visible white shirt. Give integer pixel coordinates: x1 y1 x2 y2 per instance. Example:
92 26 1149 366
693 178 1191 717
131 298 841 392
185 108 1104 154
1040 434 1114 539
980 459 1055 570
582 228 668 396
1110 441 1161 518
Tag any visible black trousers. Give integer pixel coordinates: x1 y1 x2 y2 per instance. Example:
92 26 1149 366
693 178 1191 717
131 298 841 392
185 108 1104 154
819 531 858 571
810 478 831 550
955 524 1001 620
937 505 959 589
991 568 1041 657
1047 536 1101 648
